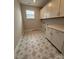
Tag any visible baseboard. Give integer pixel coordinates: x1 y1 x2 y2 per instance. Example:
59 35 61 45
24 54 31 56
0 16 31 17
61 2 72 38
24 27 42 33
14 35 24 49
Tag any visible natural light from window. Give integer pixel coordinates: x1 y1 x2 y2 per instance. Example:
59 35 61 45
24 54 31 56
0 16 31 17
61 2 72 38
26 10 35 19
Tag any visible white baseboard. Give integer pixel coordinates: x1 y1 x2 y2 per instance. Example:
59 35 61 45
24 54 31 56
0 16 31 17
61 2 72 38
24 27 42 33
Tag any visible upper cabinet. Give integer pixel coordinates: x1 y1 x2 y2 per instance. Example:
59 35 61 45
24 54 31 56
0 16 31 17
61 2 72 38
60 0 64 16
40 0 64 19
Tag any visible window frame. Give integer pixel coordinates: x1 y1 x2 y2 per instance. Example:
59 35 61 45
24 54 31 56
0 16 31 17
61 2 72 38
26 10 35 19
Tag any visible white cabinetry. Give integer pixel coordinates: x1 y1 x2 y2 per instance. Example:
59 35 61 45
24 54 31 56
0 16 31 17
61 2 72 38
40 0 64 19
46 27 64 53
60 0 64 16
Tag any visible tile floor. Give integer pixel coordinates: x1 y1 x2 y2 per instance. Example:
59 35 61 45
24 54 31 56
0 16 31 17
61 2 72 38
15 31 64 59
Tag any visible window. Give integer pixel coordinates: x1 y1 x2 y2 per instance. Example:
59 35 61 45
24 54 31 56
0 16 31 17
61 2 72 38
26 10 35 19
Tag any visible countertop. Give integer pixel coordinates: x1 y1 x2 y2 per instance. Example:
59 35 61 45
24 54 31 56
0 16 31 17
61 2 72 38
48 24 64 32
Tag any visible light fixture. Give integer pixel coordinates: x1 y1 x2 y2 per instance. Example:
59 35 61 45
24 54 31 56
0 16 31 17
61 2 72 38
33 0 36 3
48 3 52 7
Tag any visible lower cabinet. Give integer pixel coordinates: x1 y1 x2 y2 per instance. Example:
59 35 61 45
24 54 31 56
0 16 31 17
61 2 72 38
46 27 64 53
41 23 47 34
46 27 52 40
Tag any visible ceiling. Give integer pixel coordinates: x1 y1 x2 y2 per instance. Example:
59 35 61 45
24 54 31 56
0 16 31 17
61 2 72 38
18 0 51 8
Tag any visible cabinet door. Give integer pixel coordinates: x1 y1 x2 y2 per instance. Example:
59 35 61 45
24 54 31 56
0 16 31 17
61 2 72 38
40 0 60 19
46 27 52 40
60 0 64 16
40 8 44 19
40 7 45 19
40 5 48 19
51 29 64 53
47 0 60 18
42 23 46 33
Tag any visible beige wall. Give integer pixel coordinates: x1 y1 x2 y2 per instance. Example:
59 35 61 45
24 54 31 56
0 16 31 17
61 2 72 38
14 0 23 48
21 5 41 32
